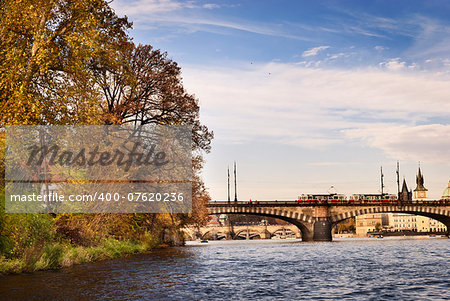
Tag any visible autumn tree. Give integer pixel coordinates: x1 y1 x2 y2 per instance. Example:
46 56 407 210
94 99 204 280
0 0 133 256
0 0 213 252
93 44 212 151
93 43 214 228
0 0 132 125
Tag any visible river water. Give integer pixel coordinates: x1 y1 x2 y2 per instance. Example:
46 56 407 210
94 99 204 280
1 237 449 300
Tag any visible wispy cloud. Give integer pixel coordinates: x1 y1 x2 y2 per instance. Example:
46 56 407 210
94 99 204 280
182 62 450 163
375 45 387 51
302 46 330 57
112 0 311 40
132 15 311 40
343 124 450 163
112 0 450 67
203 3 220 9
112 0 193 14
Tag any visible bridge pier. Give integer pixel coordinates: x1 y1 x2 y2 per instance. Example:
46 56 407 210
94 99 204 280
312 218 332 241
301 229 314 241
311 206 332 241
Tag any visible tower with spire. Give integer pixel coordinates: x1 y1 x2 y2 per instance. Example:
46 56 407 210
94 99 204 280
413 166 428 200
399 178 412 202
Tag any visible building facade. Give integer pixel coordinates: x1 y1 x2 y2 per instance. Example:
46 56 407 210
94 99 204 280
355 213 447 234
355 214 383 235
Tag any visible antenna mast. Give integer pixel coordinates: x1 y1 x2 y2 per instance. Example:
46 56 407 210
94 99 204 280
227 166 230 202
396 161 400 200
234 161 238 202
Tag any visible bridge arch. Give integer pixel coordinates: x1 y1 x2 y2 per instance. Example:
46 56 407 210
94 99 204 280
271 227 297 238
331 206 450 231
208 206 315 241
234 228 263 240
201 230 227 240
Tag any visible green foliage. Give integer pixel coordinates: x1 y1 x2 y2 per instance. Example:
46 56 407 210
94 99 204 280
0 192 11 255
375 222 382 231
41 244 64 269
0 213 54 259
101 239 146 259
0 237 153 274
0 0 210 276
0 257 24 274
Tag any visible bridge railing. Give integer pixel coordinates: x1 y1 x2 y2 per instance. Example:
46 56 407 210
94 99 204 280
207 199 450 207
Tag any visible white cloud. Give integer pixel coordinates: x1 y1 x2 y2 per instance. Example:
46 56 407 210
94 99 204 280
343 124 450 164
182 62 450 163
375 45 387 51
112 0 191 15
203 3 220 9
302 46 330 57
327 52 346 60
379 58 407 71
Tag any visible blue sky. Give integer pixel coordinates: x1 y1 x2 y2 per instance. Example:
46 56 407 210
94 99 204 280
111 0 450 199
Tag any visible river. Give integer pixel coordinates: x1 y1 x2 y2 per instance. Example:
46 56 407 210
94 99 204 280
1 237 449 300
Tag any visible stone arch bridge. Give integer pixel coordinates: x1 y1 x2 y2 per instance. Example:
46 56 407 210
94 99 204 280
206 201 450 241
185 224 300 241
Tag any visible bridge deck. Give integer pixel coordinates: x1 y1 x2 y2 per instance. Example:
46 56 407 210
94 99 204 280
208 200 450 207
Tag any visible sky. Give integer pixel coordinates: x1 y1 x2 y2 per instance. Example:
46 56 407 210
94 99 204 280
111 0 450 200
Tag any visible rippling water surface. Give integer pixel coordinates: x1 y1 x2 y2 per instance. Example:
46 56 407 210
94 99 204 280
1 237 449 300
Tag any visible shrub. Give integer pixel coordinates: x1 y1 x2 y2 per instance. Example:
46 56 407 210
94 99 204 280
42 244 64 269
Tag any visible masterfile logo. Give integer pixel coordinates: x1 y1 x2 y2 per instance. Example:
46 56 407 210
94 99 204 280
5 125 192 213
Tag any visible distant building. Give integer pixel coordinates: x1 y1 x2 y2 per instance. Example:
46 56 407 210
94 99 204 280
429 219 447 232
442 181 450 200
389 213 416 231
414 216 431 232
355 214 382 235
413 167 428 200
381 213 390 227
388 213 446 232
356 213 447 234
399 178 412 202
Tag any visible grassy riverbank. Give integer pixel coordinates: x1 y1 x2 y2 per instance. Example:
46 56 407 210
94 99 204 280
0 235 160 275
0 192 188 275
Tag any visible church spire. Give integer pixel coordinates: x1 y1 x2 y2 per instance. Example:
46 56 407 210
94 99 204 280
401 178 408 193
414 165 428 199
399 177 412 202
414 167 427 192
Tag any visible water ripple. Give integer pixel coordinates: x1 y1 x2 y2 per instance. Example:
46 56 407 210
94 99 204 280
0 238 449 300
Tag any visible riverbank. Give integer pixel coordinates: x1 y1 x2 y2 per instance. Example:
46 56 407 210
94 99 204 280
1 194 187 275
0 237 160 275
